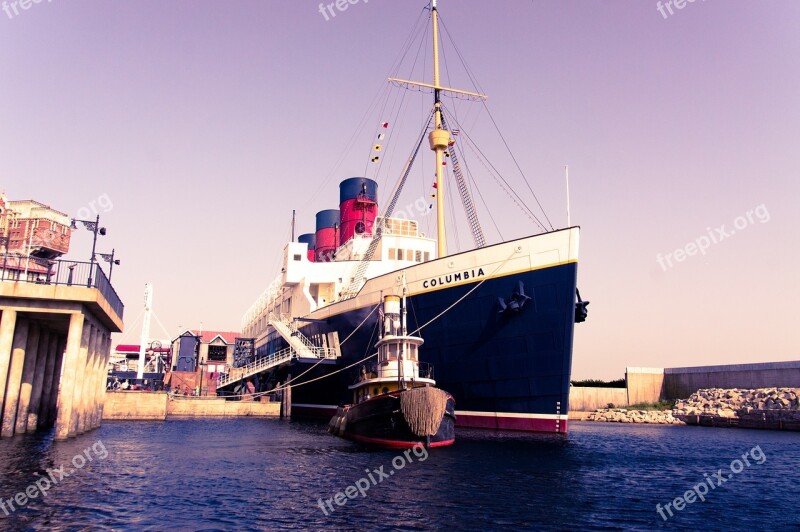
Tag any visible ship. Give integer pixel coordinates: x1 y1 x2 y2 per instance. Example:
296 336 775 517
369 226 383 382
218 0 588 434
328 291 456 449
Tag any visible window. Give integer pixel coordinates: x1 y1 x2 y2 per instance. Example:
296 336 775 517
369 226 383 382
424 252 430 262
208 345 227 362
388 248 396 260
293 254 302 261
406 249 414 261
415 251 422 262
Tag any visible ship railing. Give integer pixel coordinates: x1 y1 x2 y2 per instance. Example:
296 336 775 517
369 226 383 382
269 312 319 352
418 362 434 380
350 360 434 384
217 345 339 388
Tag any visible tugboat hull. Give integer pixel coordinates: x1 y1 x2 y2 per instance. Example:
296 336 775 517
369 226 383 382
330 390 456 449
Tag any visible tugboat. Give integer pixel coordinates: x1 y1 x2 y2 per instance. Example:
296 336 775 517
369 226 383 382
329 288 456 449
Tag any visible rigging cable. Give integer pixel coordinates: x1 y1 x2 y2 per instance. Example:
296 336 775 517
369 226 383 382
438 14 554 230
442 107 547 231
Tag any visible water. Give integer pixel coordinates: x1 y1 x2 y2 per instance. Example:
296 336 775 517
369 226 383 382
0 419 797 530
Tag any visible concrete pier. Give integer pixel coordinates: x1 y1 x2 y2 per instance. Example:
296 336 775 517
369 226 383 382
0 263 124 440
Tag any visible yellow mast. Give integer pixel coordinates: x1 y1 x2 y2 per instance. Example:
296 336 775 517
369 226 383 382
387 0 486 259
429 0 450 259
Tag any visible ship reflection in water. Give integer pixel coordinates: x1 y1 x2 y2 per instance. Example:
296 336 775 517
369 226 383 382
0 419 797 530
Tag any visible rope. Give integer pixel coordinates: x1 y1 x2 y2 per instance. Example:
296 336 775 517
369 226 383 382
400 387 449 437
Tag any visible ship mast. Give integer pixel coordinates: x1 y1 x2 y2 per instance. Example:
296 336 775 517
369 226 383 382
430 0 449 258
387 0 487 259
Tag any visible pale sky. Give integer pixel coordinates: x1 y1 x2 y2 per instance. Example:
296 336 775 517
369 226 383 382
2 1 798 379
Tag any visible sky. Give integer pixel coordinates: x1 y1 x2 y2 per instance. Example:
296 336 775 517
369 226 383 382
2 0 798 380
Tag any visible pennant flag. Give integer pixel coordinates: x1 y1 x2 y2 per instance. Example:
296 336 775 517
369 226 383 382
444 151 450 157
381 122 389 128
430 193 436 198
442 161 447 166
452 129 460 136
374 144 382 151
432 181 437 189
448 138 456 147
377 133 385 140
371 156 380 163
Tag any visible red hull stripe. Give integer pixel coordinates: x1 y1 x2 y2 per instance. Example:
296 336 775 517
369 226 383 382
294 404 568 434
345 432 455 449
457 413 568 434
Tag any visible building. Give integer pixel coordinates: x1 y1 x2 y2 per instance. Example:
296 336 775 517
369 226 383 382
0 195 72 282
167 330 239 396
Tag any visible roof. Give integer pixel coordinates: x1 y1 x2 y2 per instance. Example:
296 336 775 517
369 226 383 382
115 344 171 353
174 330 239 344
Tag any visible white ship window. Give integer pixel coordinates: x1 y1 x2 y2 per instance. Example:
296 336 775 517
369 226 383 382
388 248 396 260
406 249 414 261
407 345 417 360
415 251 422 262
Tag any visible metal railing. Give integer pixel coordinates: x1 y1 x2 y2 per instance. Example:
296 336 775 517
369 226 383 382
217 344 339 389
0 252 124 319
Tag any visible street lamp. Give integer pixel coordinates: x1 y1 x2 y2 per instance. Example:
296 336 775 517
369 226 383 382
0 236 8 280
71 214 106 286
97 248 121 282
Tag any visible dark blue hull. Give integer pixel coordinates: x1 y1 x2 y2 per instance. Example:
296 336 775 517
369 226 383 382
257 260 577 433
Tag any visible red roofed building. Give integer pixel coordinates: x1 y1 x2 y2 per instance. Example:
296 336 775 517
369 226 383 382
168 329 240 395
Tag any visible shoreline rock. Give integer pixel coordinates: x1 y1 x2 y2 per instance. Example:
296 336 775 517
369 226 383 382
585 408 684 425
582 388 800 429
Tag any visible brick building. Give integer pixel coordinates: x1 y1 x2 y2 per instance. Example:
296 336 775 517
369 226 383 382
0 195 72 281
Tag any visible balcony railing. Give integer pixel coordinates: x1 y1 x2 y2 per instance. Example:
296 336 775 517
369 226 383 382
0 252 124 319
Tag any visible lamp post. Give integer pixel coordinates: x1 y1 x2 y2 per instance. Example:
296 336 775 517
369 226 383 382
0 235 8 280
71 214 106 287
97 248 121 282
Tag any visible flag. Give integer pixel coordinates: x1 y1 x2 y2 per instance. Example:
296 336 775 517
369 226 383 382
452 129 460 136
373 144 382 151
432 181 437 189
381 122 389 128
442 161 447 166
377 133 385 140
371 156 380 163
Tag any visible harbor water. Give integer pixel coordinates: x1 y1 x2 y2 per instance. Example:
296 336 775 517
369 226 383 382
0 419 797 530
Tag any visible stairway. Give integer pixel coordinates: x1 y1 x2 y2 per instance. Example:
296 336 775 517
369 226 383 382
216 314 339 389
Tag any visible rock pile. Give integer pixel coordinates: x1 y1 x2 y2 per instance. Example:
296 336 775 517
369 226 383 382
585 408 684 424
673 387 800 423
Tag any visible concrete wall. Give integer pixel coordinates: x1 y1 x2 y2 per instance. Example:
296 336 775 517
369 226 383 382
663 361 800 400
102 392 279 420
624 361 800 404
104 391 168 420
625 367 666 405
569 387 628 411
168 397 278 417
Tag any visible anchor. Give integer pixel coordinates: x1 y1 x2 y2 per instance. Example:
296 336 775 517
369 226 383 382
497 281 531 315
